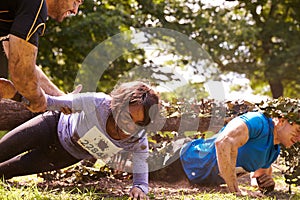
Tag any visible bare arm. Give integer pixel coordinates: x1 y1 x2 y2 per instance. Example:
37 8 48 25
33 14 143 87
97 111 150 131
8 35 46 112
35 66 65 96
215 118 249 193
3 39 65 97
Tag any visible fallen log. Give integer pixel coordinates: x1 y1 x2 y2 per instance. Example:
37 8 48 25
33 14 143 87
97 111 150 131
147 115 225 133
0 99 226 132
0 99 37 131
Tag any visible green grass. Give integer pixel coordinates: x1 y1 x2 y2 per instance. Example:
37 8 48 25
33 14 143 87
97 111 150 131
0 131 7 138
0 181 128 200
0 168 299 200
0 176 299 200
0 131 299 199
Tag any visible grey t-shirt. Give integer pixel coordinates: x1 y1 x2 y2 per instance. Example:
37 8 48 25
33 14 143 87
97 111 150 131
46 92 149 193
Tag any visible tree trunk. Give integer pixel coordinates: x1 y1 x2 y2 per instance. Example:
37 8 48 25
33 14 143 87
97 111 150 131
269 79 284 98
147 115 225 133
0 99 37 131
0 100 226 132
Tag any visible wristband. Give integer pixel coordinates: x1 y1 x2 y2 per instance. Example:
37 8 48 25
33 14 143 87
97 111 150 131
132 184 148 194
21 96 30 106
12 92 30 106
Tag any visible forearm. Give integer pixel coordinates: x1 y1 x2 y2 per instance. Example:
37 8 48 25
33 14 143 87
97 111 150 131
46 94 73 111
215 119 249 193
3 37 63 97
132 139 149 194
215 142 239 192
36 66 65 96
8 35 46 110
46 92 98 112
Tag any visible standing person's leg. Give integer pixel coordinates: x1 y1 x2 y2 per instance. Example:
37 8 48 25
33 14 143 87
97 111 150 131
0 40 8 78
0 111 81 179
0 39 11 99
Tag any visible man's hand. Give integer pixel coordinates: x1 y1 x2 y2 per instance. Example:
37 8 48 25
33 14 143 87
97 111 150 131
71 84 82 94
26 91 47 113
256 174 275 193
227 183 241 194
0 77 47 113
59 85 82 114
129 187 148 200
8 35 46 113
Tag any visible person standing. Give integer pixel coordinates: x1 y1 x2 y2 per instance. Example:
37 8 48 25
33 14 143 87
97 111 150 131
0 0 83 112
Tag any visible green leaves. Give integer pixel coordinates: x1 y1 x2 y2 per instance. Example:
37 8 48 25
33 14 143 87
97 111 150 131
152 98 300 187
259 97 300 124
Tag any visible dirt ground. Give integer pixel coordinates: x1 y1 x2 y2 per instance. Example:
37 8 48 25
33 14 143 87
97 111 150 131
8 166 299 199
31 171 298 199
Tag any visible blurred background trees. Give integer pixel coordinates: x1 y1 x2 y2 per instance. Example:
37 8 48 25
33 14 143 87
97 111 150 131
38 0 300 98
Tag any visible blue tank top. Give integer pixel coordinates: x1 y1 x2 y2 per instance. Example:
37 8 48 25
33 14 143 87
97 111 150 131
180 112 280 185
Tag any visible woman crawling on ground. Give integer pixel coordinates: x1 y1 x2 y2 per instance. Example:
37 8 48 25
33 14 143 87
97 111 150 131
0 81 160 200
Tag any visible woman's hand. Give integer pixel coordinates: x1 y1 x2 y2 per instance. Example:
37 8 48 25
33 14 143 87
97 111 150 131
129 187 148 200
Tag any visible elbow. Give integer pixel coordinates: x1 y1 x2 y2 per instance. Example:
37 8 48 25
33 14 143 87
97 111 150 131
215 138 234 154
215 138 225 150
215 139 226 156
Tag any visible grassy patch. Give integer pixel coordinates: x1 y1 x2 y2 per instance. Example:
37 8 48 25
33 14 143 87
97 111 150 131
0 180 128 200
0 131 7 138
0 159 298 199
0 176 299 200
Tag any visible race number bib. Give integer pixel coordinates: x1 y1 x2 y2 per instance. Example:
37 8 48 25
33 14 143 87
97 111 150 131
77 126 122 159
